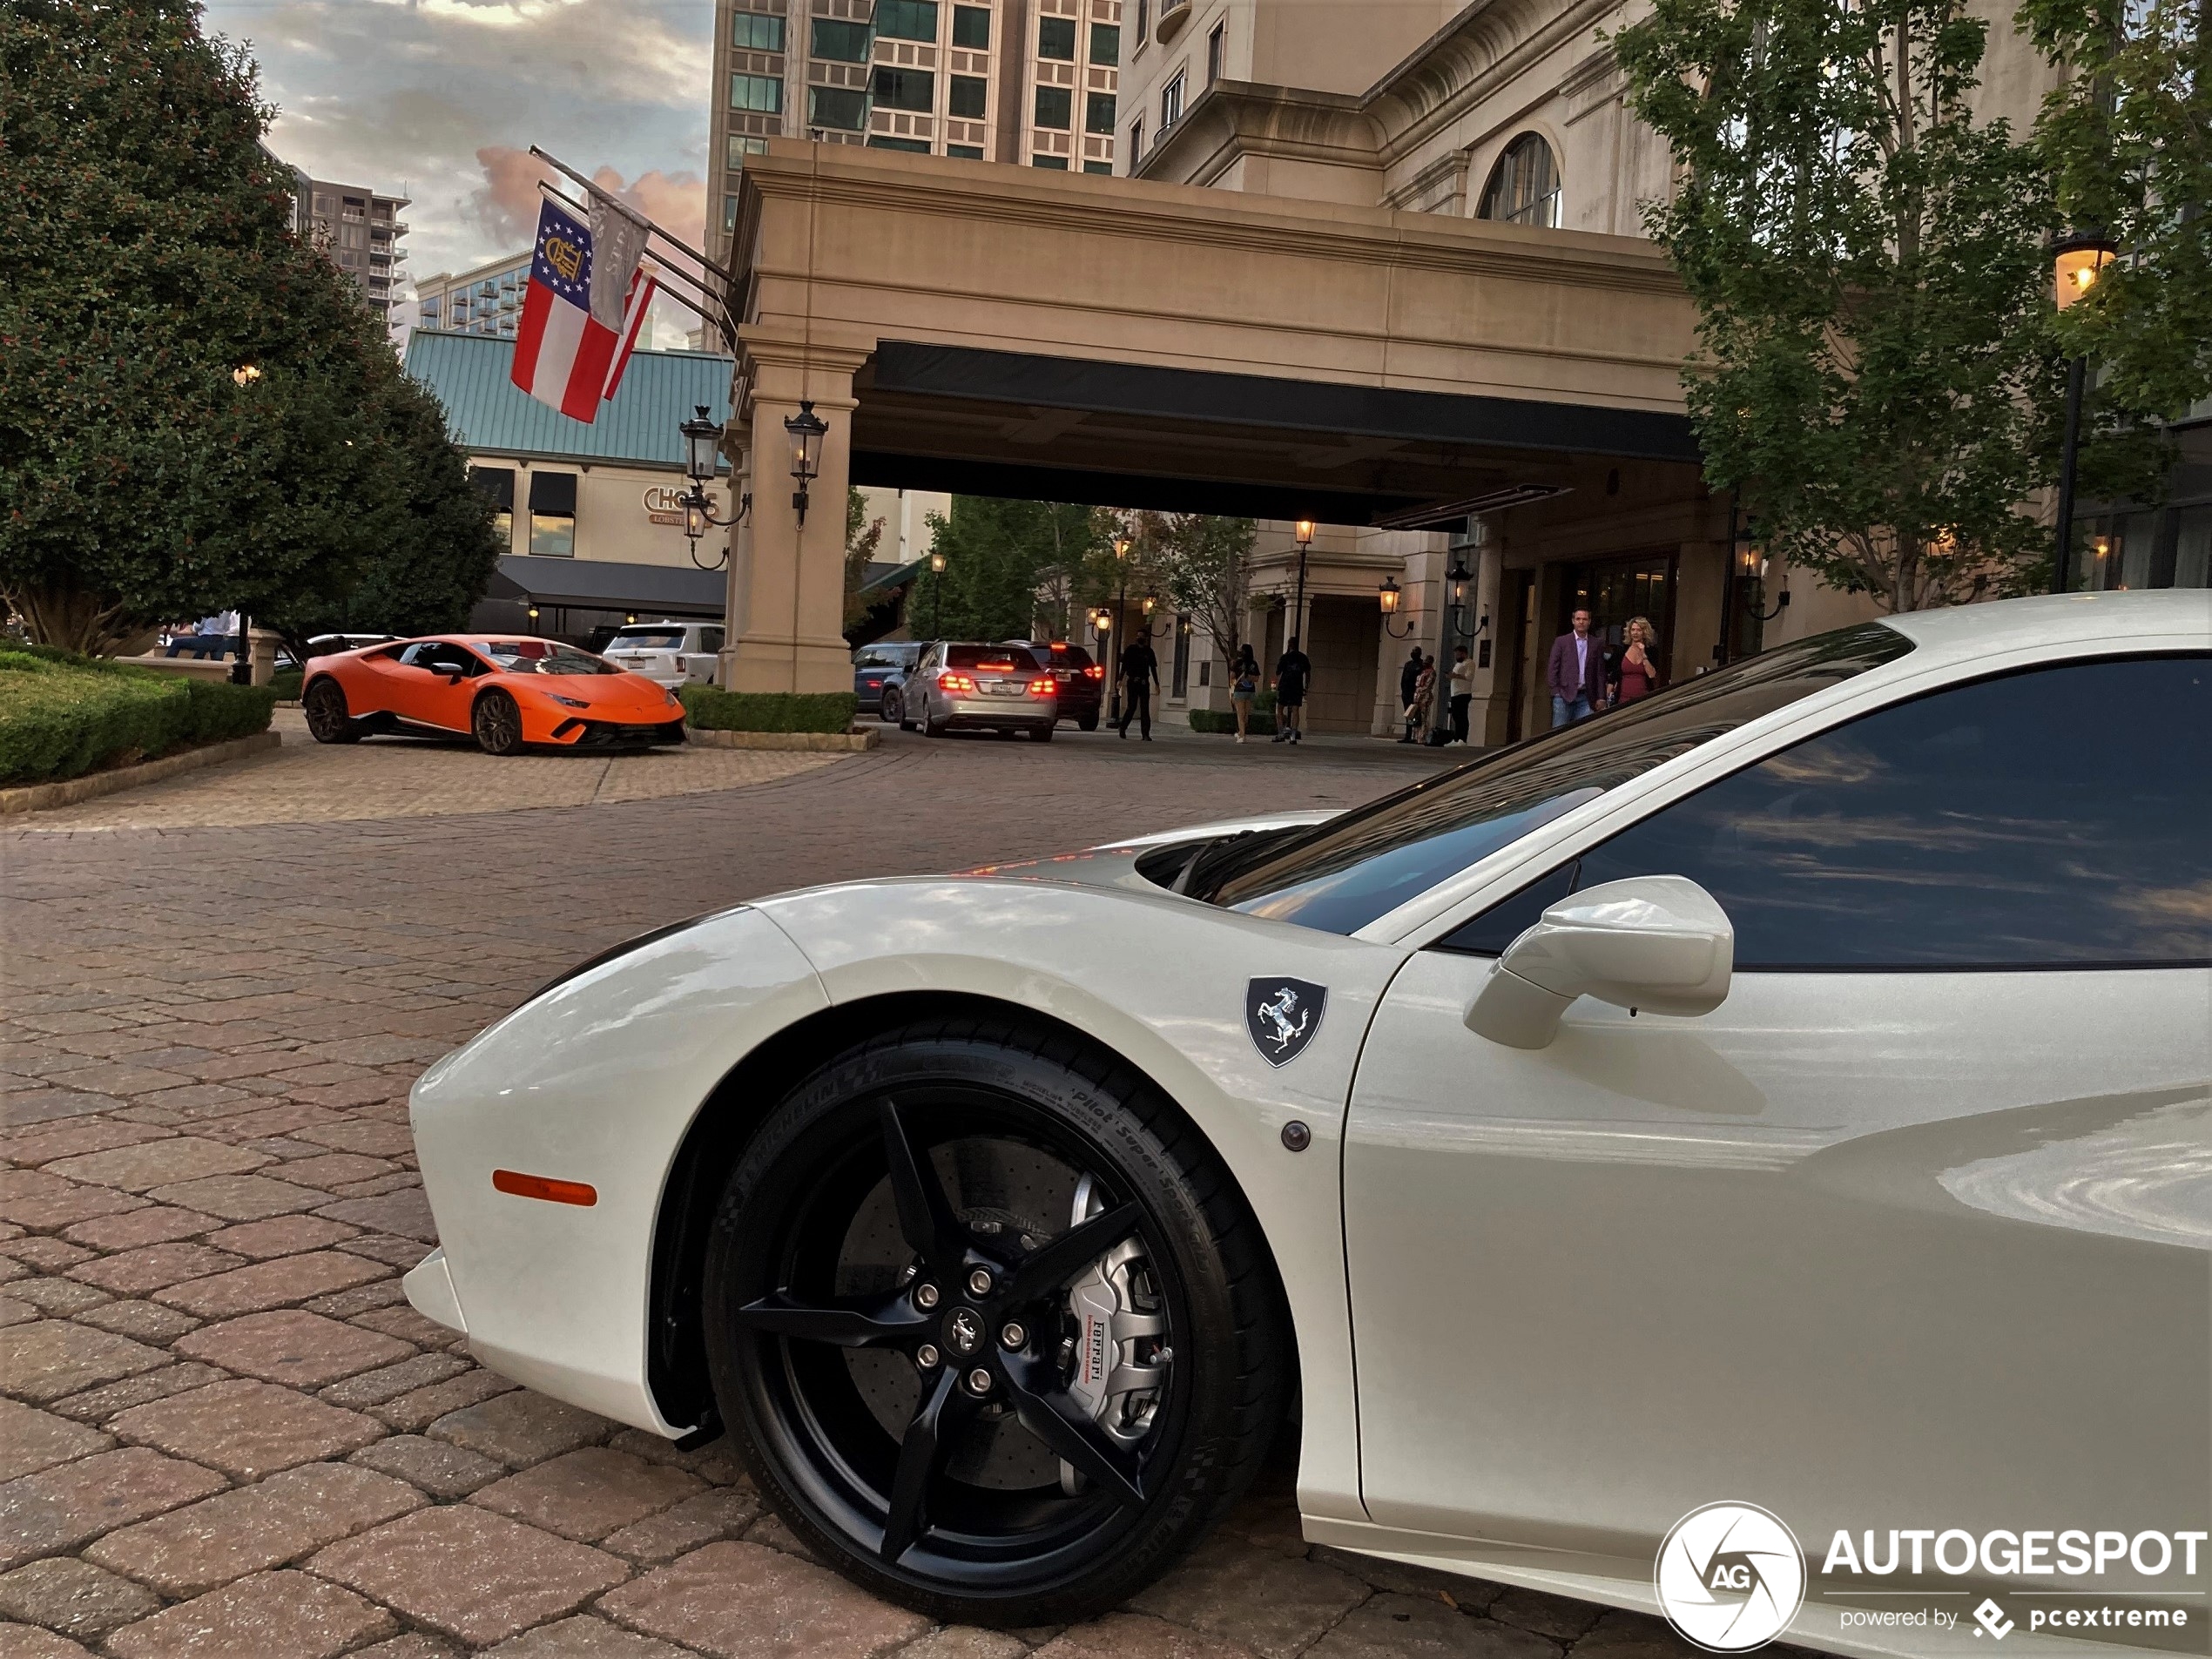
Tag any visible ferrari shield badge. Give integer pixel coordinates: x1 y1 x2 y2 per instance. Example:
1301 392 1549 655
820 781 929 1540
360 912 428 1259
1245 978 1326 1067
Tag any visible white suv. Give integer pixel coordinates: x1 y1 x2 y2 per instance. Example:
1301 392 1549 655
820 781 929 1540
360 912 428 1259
601 622 724 689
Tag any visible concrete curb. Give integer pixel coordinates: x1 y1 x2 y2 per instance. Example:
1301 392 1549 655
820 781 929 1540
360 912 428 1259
685 726 880 752
0 731 283 818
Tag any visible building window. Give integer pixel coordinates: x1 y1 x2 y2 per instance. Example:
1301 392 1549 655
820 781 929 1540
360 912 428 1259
873 66 934 110
1035 84 1072 128
1206 21 1224 81
1130 118 1143 158
1171 619 1190 698
528 472 577 558
1135 0 1148 44
809 84 870 129
724 192 739 230
953 3 990 46
1090 22 1120 63
949 74 988 117
1085 91 1116 133
1083 159 1112 174
948 142 985 158
732 10 786 50
812 17 870 60
1160 72 1184 128
728 135 770 167
874 0 939 41
1477 132 1561 227
471 467 516 550
1033 154 1069 168
1038 15 1076 57
729 72 784 112
868 135 932 151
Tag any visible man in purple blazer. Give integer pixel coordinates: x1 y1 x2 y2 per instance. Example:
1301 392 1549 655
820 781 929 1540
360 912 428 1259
1547 607 1605 727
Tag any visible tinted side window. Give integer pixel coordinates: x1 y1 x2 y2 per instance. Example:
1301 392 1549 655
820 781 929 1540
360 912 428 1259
1440 656 2209 968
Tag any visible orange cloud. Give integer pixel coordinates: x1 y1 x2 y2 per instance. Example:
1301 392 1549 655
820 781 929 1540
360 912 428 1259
469 146 705 260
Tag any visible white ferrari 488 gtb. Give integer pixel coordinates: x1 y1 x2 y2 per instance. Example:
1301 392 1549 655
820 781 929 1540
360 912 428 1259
403 593 2209 1652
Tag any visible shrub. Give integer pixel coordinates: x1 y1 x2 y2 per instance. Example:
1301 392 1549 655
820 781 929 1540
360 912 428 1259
1189 707 1276 735
270 667 303 701
0 648 275 786
682 686 859 734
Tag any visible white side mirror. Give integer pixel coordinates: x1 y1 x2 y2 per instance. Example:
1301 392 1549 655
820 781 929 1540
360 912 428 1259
1465 875 1734 1049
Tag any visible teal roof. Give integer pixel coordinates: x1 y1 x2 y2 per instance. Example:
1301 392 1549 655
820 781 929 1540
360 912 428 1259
403 329 732 471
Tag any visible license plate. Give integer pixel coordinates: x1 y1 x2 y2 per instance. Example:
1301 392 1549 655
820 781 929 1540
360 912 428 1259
981 679 1017 696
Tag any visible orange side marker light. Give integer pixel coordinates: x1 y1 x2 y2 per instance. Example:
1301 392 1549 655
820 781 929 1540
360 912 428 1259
492 1170 597 1206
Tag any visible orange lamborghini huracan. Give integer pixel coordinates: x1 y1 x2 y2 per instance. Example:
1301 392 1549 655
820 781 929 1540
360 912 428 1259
300 636 688 756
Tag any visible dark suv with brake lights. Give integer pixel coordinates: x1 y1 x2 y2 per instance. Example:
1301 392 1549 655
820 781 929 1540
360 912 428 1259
1005 639 1103 730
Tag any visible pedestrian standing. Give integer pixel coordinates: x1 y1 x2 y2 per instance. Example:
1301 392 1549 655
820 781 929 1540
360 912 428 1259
1546 607 1606 727
1398 646 1424 738
1401 651 1434 743
1272 636 1311 745
1613 617 1662 705
1231 644 1259 743
1117 635 1160 741
1448 644 1474 743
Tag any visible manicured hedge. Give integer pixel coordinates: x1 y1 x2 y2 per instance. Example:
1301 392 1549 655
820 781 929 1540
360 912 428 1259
270 667 304 702
681 685 859 734
1187 689 1277 736
0 647 277 786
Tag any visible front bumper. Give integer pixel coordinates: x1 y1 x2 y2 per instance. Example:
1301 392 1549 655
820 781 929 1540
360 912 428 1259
547 716 687 747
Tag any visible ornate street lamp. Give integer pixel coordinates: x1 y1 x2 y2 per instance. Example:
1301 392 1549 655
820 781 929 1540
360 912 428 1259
1109 533 1133 724
784 401 828 526
2050 231 2117 595
1290 519 1315 655
673 406 747 570
1378 576 1416 638
927 549 948 639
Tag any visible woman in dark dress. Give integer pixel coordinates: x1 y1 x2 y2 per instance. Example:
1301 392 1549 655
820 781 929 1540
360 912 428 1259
1614 616 1661 704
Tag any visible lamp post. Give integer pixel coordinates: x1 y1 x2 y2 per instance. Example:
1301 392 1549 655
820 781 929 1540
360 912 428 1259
1109 533 1132 725
783 401 827 527
1378 576 1417 638
2049 232 2115 594
927 549 947 640
1290 520 1314 651
676 405 748 570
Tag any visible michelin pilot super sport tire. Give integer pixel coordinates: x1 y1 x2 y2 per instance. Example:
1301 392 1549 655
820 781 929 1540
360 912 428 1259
302 679 361 744
471 689 525 756
700 1016 1288 1627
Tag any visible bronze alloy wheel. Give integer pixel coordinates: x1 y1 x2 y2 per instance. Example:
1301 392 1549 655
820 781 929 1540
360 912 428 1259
471 689 525 756
302 679 360 744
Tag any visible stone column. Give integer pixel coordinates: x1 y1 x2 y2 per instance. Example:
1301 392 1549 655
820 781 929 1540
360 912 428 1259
246 627 281 688
724 344 868 696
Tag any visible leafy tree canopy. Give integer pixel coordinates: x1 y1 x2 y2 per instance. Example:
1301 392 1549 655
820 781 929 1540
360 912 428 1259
917 497 1103 640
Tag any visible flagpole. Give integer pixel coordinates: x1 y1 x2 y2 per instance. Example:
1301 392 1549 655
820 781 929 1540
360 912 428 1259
528 146 739 286
531 179 735 349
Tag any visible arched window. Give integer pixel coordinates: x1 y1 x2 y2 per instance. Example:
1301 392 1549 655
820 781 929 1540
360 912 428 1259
1477 133 1561 228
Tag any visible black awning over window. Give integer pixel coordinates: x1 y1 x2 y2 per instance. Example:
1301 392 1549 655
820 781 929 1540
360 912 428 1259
470 466 516 510
529 471 578 516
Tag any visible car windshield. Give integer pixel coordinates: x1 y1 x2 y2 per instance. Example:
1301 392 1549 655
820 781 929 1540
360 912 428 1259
476 640 620 676
946 645 1040 671
610 630 685 650
1203 622 1914 934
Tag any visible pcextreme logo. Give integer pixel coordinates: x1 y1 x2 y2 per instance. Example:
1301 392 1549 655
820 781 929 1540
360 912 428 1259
1656 1503 1808 1653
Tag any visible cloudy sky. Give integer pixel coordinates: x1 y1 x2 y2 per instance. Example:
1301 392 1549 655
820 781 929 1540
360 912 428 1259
205 0 715 343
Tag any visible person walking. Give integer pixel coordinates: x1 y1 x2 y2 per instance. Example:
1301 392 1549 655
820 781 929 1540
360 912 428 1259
1230 644 1259 743
1116 633 1160 740
1448 644 1475 744
1397 646 1424 741
1546 606 1606 727
1401 651 1434 744
1272 636 1311 744
1613 616 1661 705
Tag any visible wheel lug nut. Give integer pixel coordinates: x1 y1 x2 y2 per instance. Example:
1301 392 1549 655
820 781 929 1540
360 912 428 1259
966 1367 993 1394
967 1267 994 1297
914 1283 940 1309
1000 1322 1027 1349
916 1344 941 1369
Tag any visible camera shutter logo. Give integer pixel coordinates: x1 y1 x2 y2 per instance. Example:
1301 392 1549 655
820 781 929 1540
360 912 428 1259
1656 1502 1806 1652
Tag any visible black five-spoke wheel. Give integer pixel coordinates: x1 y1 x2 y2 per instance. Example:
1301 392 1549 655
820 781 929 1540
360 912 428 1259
703 1019 1287 1625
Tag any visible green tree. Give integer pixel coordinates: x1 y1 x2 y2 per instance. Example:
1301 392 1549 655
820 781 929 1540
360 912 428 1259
0 0 414 651
1129 511 1255 662
2022 0 2210 421
1613 0 2165 610
917 497 1101 639
842 489 887 631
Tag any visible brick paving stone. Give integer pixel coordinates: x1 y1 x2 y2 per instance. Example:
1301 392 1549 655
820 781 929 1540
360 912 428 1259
41 1138 269 1194
57 1208 214 1252
66 1244 246 1297
428 1389 612 1467
895 1628 1035 1659
271 1153 397 1190
307 1503 631 1646
171 1309 410 1388
4 1122 172 1169
85 1460 425 1596
0 1556 164 1642
1126 1535 1372 1659
48 1362 228 1425
0 1399 112 1481
0 1320 165 1403
302 1279 407 1318
484 1615 695 1657
1304 1597 1561 1659
71 1300 201 1345
0 1238 91 1273
201 1215 359 1260
151 1250 387 1318
337 1232 436 1270
109 1378 384 1479
1307 1550 1499 1606
368 1366 515 1432
0 1178 141 1231
316 1351 469 1409
0 1447 229 1571
1031 1616 1263 1659
599 1540 929 1659
350 1303 458 1349
738 1514 821 1564
132 1084 256 1118
141 1173 325 1222
1487 1592 1607 1644
0 1295 37 1325
0 1091 129 1130
314 1189 435 1243
1561 1611 1701 1659
0 1623 93 1658
298 1121 416 1157
8 1279 109 1318
472 1446 708 1542
347 1432 506 1499
354 1638 465 1659
104 1568 398 1659
601 1486 764 1564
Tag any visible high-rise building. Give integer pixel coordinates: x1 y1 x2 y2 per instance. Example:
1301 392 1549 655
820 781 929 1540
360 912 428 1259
706 0 1123 266
413 253 534 341
288 170 409 329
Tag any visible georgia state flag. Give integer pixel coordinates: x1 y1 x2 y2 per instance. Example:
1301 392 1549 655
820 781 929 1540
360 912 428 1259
511 197 652 422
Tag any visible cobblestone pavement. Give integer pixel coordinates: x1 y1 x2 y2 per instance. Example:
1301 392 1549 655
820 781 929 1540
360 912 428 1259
1 732 1713 1659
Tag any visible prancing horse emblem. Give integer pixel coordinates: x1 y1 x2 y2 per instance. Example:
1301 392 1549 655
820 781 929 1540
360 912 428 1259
947 1309 981 1353
1244 978 1327 1068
